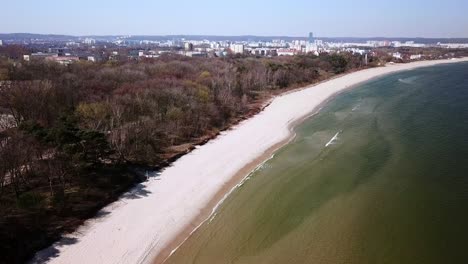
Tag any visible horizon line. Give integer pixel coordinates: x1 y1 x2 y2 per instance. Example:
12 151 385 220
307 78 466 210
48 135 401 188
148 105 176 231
1 32 468 39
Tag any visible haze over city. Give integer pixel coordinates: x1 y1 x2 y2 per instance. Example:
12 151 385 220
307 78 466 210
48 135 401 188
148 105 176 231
2 0 468 37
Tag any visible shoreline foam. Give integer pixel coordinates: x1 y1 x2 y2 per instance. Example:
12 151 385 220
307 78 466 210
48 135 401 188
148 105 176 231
32 58 468 264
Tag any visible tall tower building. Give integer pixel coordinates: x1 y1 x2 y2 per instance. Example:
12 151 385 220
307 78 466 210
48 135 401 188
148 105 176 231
308 32 314 44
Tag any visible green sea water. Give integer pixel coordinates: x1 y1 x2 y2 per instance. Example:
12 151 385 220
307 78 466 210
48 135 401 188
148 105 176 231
166 62 468 264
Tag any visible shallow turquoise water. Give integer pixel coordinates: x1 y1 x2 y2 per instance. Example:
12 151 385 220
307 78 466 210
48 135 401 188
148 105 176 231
167 62 468 264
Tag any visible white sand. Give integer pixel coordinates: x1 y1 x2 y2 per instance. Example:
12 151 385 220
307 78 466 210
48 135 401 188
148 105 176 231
33 58 468 264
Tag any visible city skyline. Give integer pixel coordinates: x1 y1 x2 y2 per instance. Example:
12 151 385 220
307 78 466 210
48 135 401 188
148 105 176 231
2 0 468 38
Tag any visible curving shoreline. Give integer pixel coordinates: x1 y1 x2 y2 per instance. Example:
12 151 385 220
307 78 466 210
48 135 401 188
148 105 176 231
33 58 468 264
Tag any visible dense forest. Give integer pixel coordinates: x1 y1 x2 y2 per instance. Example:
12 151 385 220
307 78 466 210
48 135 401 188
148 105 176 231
0 51 373 263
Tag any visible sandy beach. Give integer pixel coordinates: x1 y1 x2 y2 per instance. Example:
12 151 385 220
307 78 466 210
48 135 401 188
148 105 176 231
32 58 468 264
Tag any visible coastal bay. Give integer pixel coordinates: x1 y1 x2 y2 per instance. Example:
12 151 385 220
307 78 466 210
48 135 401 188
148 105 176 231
33 58 468 264
166 61 468 263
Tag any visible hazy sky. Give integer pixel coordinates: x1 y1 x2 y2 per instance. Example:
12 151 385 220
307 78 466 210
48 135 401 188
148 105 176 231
2 0 468 37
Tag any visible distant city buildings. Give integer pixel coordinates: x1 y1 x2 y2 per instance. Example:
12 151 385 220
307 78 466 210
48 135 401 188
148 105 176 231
0 40 3 46
46 56 79 65
438 43 468 48
392 52 403 59
392 41 425 48
277 48 296 56
4 32 466 64
230 44 245 54
410 54 423 60
83 38 96 45
30 52 58 60
392 53 424 61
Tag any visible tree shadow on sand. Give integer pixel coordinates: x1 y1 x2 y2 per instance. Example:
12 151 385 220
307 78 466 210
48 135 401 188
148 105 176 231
30 236 78 263
29 176 153 263
121 183 152 200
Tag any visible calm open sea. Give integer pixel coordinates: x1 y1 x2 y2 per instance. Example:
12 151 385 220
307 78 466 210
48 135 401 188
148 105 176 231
166 62 468 264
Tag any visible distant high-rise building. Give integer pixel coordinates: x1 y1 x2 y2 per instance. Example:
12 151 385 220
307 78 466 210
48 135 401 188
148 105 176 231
0 40 3 46
308 32 314 43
